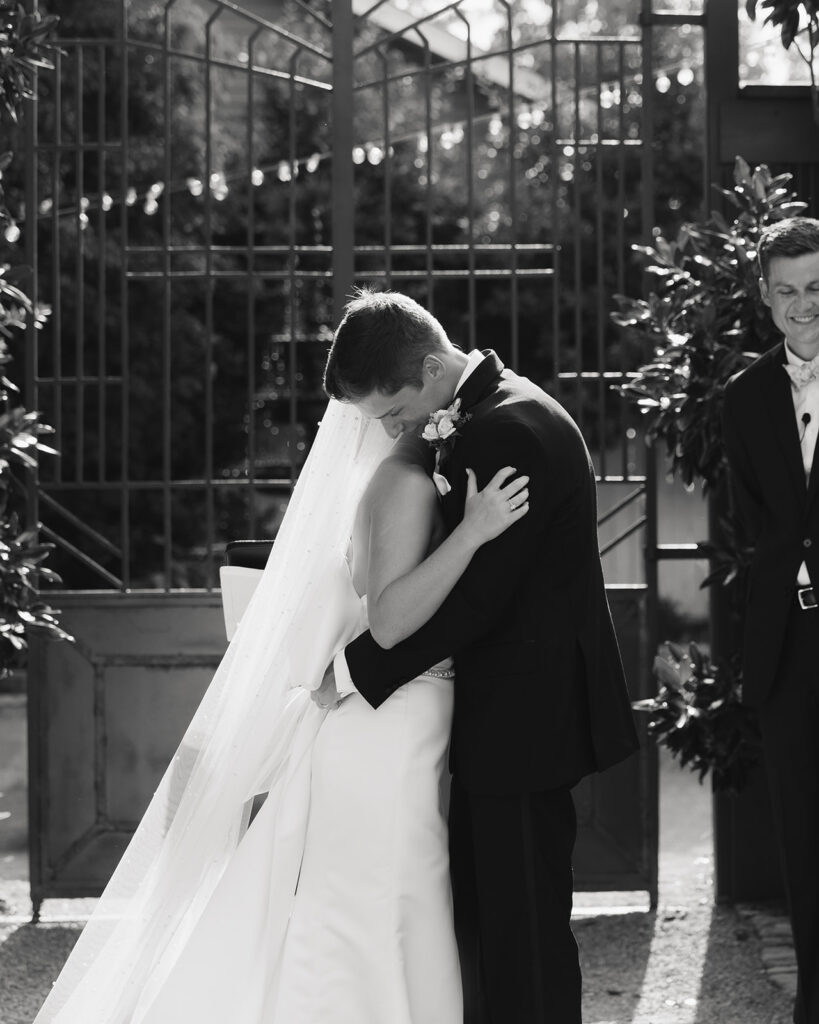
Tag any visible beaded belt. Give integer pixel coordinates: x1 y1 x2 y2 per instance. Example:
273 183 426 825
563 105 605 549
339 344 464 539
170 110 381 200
424 666 455 679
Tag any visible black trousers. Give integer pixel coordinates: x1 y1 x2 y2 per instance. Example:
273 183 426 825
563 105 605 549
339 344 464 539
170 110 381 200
448 779 581 1024
759 600 819 1024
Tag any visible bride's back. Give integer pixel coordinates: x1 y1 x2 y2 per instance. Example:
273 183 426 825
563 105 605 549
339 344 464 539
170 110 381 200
349 433 443 599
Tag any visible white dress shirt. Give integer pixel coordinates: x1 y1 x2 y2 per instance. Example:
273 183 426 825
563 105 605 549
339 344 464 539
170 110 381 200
784 342 819 586
334 349 487 697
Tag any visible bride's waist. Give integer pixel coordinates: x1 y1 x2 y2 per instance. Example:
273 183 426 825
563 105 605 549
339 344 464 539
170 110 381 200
418 657 454 680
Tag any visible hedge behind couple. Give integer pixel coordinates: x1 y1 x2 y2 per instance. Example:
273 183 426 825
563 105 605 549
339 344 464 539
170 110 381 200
34 290 638 1024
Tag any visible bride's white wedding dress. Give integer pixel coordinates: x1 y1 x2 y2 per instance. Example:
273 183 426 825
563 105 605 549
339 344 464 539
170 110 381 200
133 553 462 1024
34 402 461 1024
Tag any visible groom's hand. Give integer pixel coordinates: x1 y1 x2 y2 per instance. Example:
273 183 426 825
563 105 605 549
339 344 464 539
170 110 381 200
312 663 342 711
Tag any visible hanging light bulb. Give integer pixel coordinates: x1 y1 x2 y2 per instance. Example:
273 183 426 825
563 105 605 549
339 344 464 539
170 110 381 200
126 187 138 206
143 196 159 215
101 193 113 211
209 171 229 200
305 153 321 174
4 222 21 243
251 167 265 186
186 177 204 196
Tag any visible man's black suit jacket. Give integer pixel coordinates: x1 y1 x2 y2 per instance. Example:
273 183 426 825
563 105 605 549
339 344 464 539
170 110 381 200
345 351 639 794
723 342 819 708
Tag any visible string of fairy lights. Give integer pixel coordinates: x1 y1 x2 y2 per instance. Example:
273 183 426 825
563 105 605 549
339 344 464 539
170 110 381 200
3 70 683 241
0 23 803 245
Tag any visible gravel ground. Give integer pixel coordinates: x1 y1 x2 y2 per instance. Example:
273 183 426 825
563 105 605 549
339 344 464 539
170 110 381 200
0 698 796 1024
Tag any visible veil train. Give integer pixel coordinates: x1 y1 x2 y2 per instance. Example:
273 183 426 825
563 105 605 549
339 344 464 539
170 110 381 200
33 400 393 1023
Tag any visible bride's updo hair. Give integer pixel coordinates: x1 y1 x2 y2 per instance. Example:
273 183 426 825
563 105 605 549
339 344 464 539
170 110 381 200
324 287 450 400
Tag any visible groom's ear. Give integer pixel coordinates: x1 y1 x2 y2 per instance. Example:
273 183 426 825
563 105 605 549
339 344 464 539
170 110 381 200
758 275 771 307
422 353 446 381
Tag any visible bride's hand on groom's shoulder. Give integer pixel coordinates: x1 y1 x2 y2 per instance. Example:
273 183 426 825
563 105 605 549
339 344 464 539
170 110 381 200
459 466 530 548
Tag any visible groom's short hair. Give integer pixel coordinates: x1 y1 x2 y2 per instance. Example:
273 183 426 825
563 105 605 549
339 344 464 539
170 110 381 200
758 217 819 281
324 288 449 400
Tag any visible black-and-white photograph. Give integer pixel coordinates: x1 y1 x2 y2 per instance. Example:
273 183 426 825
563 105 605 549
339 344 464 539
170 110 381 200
0 1 816 1021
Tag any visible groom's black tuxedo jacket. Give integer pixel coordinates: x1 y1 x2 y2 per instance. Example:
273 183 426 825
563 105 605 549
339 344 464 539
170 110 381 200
346 351 638 794
723 342 819 708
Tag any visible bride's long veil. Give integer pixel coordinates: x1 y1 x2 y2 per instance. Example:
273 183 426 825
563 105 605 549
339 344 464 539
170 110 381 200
34 400 393 1023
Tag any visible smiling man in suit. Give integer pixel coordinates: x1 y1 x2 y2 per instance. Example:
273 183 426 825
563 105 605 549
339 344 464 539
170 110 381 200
723 217 819 1024
318 289 639 1024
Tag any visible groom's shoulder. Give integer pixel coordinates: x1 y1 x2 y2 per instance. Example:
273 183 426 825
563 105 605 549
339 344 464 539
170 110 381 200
497 370 578 428
473 375 583 458
724 342 783 400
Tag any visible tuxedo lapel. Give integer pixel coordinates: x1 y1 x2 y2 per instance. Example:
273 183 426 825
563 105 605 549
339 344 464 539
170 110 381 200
436 350 504 483
766 345 808 502
430 352 506 530
807 428 819 509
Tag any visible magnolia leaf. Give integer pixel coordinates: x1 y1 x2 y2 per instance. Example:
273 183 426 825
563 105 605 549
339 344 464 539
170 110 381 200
7 449 36 468
667 641 687 662
674 709 690 729
774 202 809 217
733 156 752 185
780 7 800 46
33 566 62 584
689 642 706 673
654 654 682 688
49 626 75 643
632 697 663 712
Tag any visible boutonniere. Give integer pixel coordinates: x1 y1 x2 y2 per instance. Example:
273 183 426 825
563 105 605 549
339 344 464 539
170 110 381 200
421 398 470 454
421 398 471 496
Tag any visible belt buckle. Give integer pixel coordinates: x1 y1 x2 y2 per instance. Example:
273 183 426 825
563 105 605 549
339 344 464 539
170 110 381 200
797 586 818 610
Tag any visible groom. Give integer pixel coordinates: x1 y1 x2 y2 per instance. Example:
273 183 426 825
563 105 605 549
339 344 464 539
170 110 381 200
318 289 639 1023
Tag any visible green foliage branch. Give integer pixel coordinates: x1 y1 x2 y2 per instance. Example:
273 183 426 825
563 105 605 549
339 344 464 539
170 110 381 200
634 642 761 794
611 157 808 790
0 3 72 673
747 0 819 126
611 157 805 493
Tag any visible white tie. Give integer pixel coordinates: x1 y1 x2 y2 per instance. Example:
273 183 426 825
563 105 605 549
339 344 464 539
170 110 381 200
784 356 819 389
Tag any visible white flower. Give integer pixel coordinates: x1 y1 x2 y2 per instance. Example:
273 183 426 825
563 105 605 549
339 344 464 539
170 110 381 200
421 398 470 451
437 415 456 439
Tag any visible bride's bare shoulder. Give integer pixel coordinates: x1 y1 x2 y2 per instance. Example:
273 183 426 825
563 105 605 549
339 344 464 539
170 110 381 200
365 435 436 510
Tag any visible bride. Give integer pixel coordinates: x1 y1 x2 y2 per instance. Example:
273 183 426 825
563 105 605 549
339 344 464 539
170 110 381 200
33 382 528 1021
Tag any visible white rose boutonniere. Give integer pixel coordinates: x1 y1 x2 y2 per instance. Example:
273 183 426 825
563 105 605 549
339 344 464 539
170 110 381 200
423 399 470 495
421 398 470 450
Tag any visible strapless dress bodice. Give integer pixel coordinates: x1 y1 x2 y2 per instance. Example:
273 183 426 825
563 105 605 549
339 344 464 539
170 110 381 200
342 549 454 679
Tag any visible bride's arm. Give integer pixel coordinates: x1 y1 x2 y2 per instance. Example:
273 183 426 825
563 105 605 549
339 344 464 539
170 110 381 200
366 461 528 649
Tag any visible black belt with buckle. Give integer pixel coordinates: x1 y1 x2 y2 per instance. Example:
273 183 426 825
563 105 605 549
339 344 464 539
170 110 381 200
797 586 818 610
